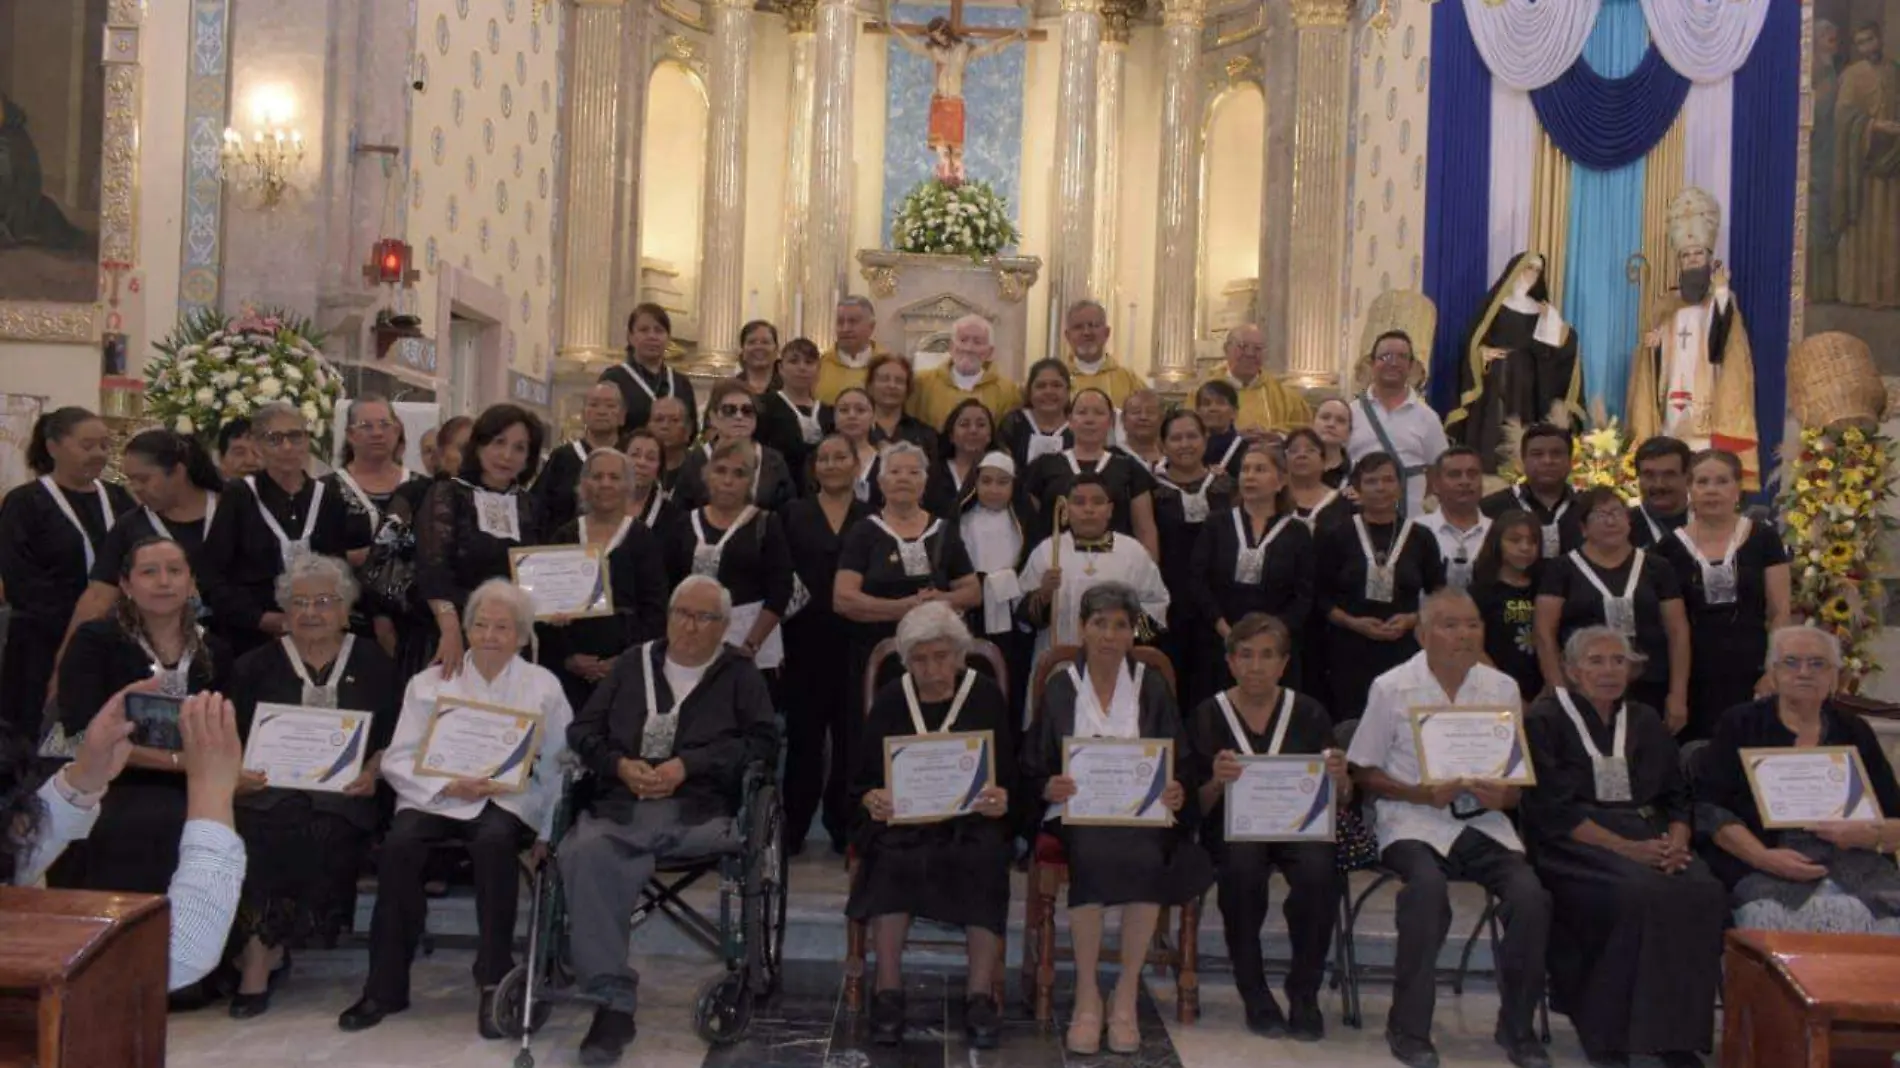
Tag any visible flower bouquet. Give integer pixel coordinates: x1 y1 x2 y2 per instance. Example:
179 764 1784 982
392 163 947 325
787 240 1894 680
890 178 1019 260
145 308 342 456
1778 425 1899 691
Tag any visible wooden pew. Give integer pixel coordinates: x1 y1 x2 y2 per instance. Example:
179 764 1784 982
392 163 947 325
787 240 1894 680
1722 928 1900 1068
0 887 169 1067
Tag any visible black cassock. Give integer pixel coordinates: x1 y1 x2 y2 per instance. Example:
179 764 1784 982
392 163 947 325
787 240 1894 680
1520 693 1725 1061
845 671 1016 933
1449 253 1583 472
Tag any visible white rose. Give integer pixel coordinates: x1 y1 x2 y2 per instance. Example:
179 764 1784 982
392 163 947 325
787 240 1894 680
284 365 304 383
209 346 233 359
302 402 320 425
213 371 238 388
319 394 333 414
227 390 246 406
194 387 215 405
174 415 195 434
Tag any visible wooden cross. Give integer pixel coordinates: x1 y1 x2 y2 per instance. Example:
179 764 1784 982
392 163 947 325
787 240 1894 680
866 0 1048 42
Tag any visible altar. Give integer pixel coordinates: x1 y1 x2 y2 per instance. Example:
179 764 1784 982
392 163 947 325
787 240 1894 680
855 250 1041 378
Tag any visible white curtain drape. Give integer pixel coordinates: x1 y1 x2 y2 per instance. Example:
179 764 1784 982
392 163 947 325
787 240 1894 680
1462 0 1602 91
1681 79 1734 263
1638 0 1771 83
1489 85 1539 279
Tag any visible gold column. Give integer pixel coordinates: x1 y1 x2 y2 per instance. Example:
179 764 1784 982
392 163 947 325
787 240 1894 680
557 0 626 368
804 0 860 352
1529 130 1571 300
778 0 818 336
1288 0 1353 387
609 0 654 338
1050 0 1103 323
1091 1 1138 305
690 0 755 374
1150 0 1204 387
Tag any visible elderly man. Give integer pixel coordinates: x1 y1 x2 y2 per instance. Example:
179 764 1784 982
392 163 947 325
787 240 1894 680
1345 589 1551 1068
1062 299 1147 408
1204 324 1312 438
908 314 1023 428
1347 330 1447 522
561 575 780 1065
533 382 628 533
817 296 891 404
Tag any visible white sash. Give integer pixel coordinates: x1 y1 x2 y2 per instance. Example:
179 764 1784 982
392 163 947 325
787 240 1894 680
903 669 978 734
1517 486 1571 558
1555 686 1632 802
1172 473 1214 523
870 515 940 578
334 467 413 529
1216 688 1295 756
39 476 114 573
1061 449 1092 476
633 487 665 529
614 360 674 403
146 491 219 543
1637 505 1666 544
1297 488 1341 530
1570 549 1645 636
1673 519 1748 607
691 506 758 577
637 641 681 760
1233 509 1292 584
1437 518 1487 589
1068 661 1146 739
582 514 636 556
571 440 589 464
1216 436 1245 469
779 391 824 445
137 631 198 697
1025 420 1069 465
854 451 878 503
1354 515 1416 603
281 634 356 709
247 475 326 567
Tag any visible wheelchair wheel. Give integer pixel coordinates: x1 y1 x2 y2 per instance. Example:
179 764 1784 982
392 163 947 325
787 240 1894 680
744 783 788 998
489 963 553 1039
693 971 754 1045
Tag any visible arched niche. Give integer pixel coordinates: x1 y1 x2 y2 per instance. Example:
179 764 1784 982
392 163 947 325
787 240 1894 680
1198 80 1265 338
637 60 709 314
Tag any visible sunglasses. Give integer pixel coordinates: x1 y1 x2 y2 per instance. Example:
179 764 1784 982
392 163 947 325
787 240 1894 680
717 403 757 419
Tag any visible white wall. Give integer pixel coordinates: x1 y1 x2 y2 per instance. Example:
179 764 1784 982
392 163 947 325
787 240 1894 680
1201 82 1266 334
639 62 709 282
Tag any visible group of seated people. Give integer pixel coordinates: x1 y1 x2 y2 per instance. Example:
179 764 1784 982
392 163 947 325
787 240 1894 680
0 293 1893 1068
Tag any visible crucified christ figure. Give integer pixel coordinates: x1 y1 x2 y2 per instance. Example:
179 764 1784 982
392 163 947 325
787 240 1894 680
886 8 1028 185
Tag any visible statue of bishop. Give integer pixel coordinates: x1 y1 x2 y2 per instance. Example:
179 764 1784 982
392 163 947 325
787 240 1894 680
1626 187 1760 490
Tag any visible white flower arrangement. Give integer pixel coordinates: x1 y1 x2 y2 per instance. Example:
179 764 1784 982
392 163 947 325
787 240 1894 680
146 308 344 457
890 177 1020 260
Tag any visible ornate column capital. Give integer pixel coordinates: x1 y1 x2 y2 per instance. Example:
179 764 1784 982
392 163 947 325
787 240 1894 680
1101 0 1143 43
1289 0 1352 28
573 0 626 8
1160 0 1205 29
778 0 817 33
1061 0 1102 15
705 0 752 10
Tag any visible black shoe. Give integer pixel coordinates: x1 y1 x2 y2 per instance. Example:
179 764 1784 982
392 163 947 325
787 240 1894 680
338 996 408 1031
478 987 504 1040
578 1007 638 1066
1386 1030 1441 1068
1658 1054 1704 1068
167 986 213 1014
1495 1026 1551 1068
964 993 1000 1049
868 989 905 1045
228 990 273 1019
1243 991 1287 1038
1287 994 1324 1042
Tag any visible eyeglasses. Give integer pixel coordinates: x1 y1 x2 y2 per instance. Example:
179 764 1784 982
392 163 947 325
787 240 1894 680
717 404 757 419
289 595 345 611
1588 509 1628 523
1775 656 1833 674
351 419 397 433
670 606 725 627
1372 351 1412 364
263 430 309 447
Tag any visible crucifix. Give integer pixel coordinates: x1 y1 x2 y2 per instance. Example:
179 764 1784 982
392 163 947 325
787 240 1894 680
1676 322 1695 352
868 0 1045 184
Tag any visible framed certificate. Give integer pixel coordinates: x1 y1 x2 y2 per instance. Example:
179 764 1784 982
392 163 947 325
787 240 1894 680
415 698 544 792
509 544 612 620
242 704 373 793
1742 746 1886 829
1410 707 1536 786
883 730 995 825
1061 737 1174 827
1225 755 1336 843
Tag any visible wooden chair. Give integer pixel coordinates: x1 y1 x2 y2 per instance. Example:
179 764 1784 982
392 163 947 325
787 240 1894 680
842 636 1011 1013
1019 644 1202 1024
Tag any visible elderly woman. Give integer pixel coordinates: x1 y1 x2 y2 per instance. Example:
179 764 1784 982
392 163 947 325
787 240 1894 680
1022 388 1160 559
1521 626 1725 1068
339 578 572 1035
543 448 670 712
848 602 1015 1049
661 439 795 668
1025 582 1213 1056
674 380 798 512
225 554 402 1018
200 402 356 656
1696 625 1900 936
1184 614 1347 1041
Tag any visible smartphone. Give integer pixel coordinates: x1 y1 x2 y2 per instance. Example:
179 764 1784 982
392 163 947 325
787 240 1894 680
126 693 185 751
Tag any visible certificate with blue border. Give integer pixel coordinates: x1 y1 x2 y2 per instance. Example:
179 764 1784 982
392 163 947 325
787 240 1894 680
1062 737 1174 827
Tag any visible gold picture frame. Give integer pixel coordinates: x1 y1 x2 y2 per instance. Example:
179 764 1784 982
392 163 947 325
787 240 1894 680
414 697 545 793
1409 706 1537 787
881 729 997 826
1060 737 1176 828
507 543 615 620
1741 745 1886 830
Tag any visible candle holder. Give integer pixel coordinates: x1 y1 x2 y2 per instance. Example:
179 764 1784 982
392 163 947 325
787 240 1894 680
220 125 305 209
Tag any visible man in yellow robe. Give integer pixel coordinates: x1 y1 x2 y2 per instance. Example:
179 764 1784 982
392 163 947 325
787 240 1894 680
1832 21 1900 308
1060 298 1147 406
1627 187 1760 490
1197 323 1312 437
816 295 893 403
908 313 1023 428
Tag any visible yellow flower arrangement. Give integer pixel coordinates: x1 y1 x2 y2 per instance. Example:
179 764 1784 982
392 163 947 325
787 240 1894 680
1566 411 1640 502
1777 424 1899 693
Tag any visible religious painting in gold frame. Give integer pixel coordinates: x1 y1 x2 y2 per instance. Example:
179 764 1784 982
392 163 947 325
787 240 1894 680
0 0 141 343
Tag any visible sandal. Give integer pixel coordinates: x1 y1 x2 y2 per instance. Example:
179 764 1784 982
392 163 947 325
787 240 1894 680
1066 992 1104 1055
1107 1008 1141 1054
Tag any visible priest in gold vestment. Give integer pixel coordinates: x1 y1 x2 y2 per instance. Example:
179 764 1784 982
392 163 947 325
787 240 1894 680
1627 187 1759 490
816 295 896 404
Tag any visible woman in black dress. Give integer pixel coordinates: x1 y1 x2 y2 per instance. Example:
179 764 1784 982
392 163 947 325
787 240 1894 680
672 380 798 512
865 353 940 459
1534 485 1690 730
1520 625 1724 1067
1316 452 1444 721
1311 397 1355 487
1021 388 1160 558
924 397 997 517
997 358 1074 474
1188 444 1315 703
1118 389 1166 474
1153 411 1234 711
327 395 431 654
781 435 873 853
661 439 795 668
0 406 134 730
735 319 782 396
224 553 401 1018
601 303 698 434
1194 380 1248 477
620 429 679 533
1284 428 1352 532
1655 449 1790 741
1470 511 1546 701
542 448 669 712
199 402 356 657
56 537 230 894
414 403 546 677
1026 582 1212 1056
531 382 627 535
758 338 831 488
648 395 694 495
848 602 1015 1049
831 387 884 507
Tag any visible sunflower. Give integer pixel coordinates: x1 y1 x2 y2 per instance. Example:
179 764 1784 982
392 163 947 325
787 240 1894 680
1822 596 1853 623
1844 426 1866 445
1825 541 1856 572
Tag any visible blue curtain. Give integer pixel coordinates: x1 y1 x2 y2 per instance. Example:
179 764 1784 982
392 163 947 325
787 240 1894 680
1730 0 1799 495
1422 0 1492 416
1531 46 1690 171
1561 0 1649 421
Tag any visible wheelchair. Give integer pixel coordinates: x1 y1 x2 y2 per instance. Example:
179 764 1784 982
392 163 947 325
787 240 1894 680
488 756 789 1068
